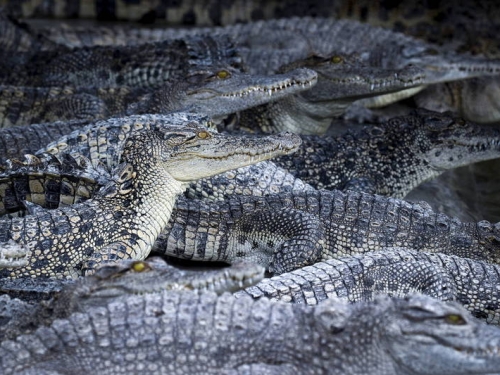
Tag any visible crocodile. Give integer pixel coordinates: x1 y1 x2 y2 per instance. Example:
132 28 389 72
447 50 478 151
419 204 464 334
154 189 500 274
1 290 500 375
0 152 314 216
3 151 499 276
0 67 317 127
0 14 428 134
24 115 314 202
15 3 500 128
273 109 500 198
20 17 500 133
0 256 264 302
0 114 301 279
231 55 426 134
236 247 500 325
0 115 313 214
20 17 500 81
0 257 264 339
0 33 244 88
34 109 500 200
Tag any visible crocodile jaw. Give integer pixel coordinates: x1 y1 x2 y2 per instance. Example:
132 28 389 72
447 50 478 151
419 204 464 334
167 131 302 181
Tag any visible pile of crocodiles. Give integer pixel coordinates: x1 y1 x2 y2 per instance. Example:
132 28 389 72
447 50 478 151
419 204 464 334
1 1 500 373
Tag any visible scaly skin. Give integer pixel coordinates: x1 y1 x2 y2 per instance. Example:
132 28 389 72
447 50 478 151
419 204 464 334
36 109 500 201
0 34 243 88
0 240 29 268
274 109 500 198
236 248 500 325
0 114 301 279
233 56 426 134
2 142 500 275
0 152 107 216
0 257 265 339
0 67 317 127
21 17 500 80
155 190 500 274
0 11 60 55
1 291 499 375
0 119 91 161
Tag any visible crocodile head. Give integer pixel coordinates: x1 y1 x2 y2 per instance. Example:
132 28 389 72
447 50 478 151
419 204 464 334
239 53 426 135
280 53 426 103
120 121 301 181
363 109 500 178
412 109 500 170
129 66 317 120
52 258 264 314
383 294 500 374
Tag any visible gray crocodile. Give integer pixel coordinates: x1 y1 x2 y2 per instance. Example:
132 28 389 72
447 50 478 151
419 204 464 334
1 290 500 374
22 17 500 81
0 67 317 127
0 34 243 88
232 55 426 134
0 151 314 216
273 109 500 198
0 114 300 279
8 16 500 134
236 247 500 325
34 109 500 200
3 140 500 276
155 189 500 274
0 115 313 215
0 257 265 338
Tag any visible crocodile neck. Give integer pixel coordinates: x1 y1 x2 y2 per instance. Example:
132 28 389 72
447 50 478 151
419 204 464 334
95 156 185 261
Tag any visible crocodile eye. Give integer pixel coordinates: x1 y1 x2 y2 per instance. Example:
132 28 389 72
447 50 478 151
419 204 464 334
444 314 466 325
197 130 211 139
455 118 467 127
330 55 343 64
216 70 230 79
131 261 151 273
426 48 439 56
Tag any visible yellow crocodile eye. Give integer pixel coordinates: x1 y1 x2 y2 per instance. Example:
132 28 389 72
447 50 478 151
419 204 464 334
444 314 466 325
197 130 210 139
331 56 343 64
216 70 230 79
131 261 150 272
